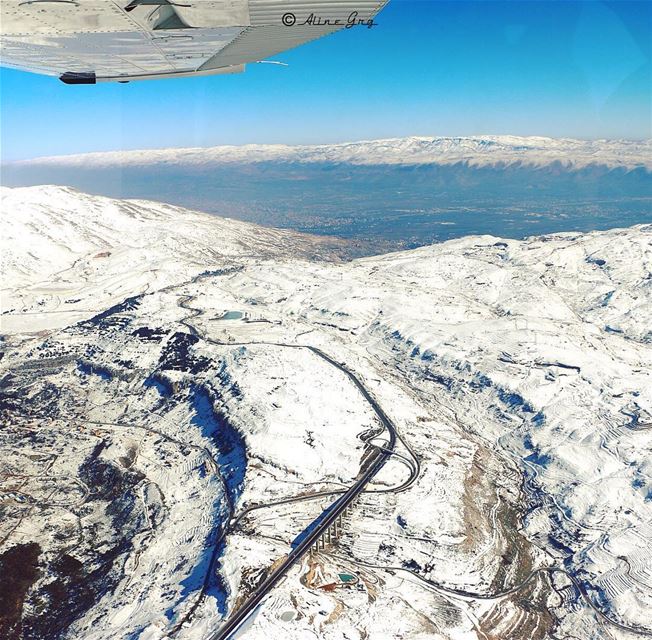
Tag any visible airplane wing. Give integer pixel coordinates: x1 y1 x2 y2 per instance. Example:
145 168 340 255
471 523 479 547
0 0 387 83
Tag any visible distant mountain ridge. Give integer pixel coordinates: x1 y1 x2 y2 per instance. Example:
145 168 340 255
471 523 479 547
10 135 652 171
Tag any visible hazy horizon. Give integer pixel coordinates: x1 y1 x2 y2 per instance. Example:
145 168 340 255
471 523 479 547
4 136 650 250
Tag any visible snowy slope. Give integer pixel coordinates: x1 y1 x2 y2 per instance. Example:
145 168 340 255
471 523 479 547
1 186 651 640
10 135 652 171
0 185 349 332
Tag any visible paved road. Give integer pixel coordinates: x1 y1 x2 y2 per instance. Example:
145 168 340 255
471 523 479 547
209 349 398 640
175 277 406 639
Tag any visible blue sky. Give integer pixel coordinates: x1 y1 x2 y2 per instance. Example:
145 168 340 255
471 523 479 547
1 0 650 161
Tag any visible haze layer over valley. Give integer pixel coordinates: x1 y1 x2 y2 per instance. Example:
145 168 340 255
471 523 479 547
3 136 651 249
1 186 651 640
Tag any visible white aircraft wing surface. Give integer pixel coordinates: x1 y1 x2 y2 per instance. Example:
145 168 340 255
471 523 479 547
0 0 387 82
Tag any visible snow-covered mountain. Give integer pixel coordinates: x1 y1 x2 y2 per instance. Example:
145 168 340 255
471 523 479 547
9 135 652 171
0 185 352 332
1 186 651 640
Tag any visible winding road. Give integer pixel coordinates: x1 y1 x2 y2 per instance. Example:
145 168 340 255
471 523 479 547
172 278 411 640
172 271 650 640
